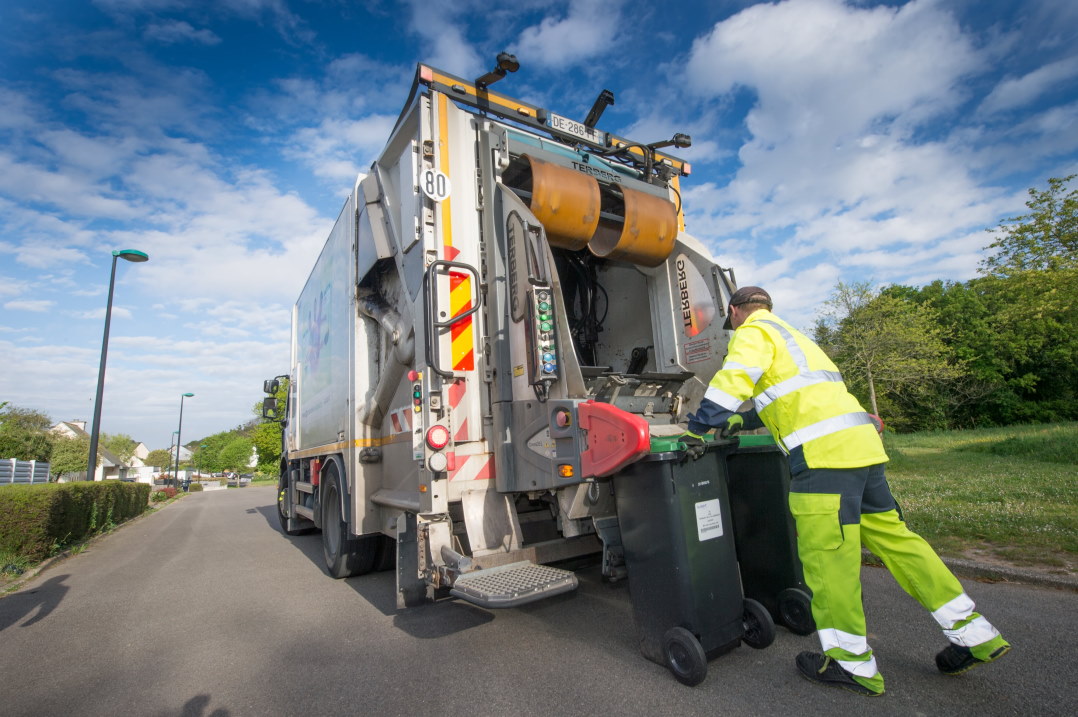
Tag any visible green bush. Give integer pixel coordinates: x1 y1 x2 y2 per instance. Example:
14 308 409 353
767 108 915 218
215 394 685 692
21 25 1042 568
0 481 151 562
188 482 204 492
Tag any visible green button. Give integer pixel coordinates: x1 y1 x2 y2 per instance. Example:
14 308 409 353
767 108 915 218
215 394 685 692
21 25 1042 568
541 322 552 332
538 301 550 311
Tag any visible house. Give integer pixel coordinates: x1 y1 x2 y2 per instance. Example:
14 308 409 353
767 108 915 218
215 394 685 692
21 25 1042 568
128 441 151 468
51 420 127 481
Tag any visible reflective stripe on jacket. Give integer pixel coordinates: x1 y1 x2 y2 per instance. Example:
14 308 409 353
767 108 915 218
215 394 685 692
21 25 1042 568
706 309 887 469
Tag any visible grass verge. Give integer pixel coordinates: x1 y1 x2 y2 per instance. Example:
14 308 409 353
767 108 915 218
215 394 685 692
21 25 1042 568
883 422 1077 570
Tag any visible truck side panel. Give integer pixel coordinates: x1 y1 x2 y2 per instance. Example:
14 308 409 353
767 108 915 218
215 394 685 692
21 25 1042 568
294 192 356 452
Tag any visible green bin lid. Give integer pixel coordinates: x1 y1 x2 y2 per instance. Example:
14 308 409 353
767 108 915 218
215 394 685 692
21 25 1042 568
649 436 685 454
738 433 777 448
649 433 722 454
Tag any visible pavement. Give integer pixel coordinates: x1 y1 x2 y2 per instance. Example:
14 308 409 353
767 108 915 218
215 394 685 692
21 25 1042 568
4 492 1077 595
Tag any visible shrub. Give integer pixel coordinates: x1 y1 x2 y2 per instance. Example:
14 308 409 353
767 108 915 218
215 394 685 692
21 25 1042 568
0 482 150 562
150 491 168 503
188 483 204 492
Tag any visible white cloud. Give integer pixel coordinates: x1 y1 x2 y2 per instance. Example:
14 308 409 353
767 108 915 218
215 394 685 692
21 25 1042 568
979 54 1078 115
513 0 625 69
404 0 483 77
0 153 142 220
678 0 1007 295
72 306 133 320
0 88 37 131
0 276 29 298
4 300 55 312
143 20 222 46
286 115 398 182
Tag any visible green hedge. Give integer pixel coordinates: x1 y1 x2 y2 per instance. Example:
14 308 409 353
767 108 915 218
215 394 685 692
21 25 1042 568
0 481 151 562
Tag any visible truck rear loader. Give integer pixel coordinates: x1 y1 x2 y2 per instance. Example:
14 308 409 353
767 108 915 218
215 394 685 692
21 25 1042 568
263 58 743 612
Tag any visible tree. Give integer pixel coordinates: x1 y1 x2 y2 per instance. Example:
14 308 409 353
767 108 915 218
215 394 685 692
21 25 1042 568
218 437 254 473
975 175 1078 422
981 175 1077 277
50 434 90 478
814 282 965 430
0 405 54 461
251 422 282 474
145 448 173 469
102 433 137 465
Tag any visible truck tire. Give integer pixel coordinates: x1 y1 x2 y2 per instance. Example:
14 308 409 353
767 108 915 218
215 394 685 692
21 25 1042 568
278 470 313 536
374 535 396 572
321 464 379 578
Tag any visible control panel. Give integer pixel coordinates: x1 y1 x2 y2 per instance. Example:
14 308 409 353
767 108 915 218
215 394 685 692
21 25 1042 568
526 286 558 385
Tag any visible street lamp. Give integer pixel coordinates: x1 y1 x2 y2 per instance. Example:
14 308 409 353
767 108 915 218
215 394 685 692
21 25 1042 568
87 249 149 482
172 392 194 489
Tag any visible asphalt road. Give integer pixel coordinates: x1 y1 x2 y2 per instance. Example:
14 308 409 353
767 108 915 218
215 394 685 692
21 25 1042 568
1 485 1074 717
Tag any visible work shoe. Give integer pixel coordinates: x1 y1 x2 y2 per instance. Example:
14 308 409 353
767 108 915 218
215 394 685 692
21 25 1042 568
796 652 884 697
936 639 1011 675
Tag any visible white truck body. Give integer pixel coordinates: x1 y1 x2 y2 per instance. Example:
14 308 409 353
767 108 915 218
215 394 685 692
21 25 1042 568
267 62 738 608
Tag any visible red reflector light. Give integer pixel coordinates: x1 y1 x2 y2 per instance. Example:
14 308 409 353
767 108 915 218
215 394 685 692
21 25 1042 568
426 424 450 450
682 162 692 176
419 65 434 84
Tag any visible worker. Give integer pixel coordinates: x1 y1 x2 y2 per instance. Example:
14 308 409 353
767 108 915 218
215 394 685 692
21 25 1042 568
683 286 1009 697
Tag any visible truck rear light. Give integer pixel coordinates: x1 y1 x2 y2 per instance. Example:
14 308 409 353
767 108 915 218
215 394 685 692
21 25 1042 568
426 425 450 450
428 452 448 473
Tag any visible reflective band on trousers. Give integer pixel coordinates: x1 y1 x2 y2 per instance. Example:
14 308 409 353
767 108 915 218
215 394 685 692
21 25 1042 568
754 369 844 411
945 617 1001 648
818 628 879 677
838 656 880 679
781 411 875 449
932 593 976 629
818 627 869 656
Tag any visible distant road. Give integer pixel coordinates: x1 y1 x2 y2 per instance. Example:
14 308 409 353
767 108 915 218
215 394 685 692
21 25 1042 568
0 486 1073 716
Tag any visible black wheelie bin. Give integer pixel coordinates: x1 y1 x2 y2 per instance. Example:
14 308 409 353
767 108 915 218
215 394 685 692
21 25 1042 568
724 433 815 635
613 436 775 686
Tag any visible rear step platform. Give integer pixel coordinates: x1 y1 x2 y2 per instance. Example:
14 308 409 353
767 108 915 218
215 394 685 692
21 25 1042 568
450 561 578 608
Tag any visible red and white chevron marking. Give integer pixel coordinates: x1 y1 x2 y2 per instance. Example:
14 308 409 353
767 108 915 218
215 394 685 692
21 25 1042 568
388 407 413 435
446 452 495 482
447 378 480 443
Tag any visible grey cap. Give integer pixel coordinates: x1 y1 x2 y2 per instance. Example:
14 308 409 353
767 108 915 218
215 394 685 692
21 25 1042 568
723 286 772 329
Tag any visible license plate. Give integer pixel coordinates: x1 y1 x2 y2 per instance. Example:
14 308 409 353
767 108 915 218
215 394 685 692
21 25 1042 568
548 112 606 145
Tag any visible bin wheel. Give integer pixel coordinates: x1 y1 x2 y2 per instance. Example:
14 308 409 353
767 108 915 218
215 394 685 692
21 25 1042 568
742 598 776 649
778 588 816 636
662 627 708 686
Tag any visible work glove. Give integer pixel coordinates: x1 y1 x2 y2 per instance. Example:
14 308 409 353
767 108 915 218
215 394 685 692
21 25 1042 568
680 431 708 460
719 414 744 438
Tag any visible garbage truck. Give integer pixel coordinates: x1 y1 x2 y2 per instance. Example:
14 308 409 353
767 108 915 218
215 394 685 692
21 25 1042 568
262 57 743 611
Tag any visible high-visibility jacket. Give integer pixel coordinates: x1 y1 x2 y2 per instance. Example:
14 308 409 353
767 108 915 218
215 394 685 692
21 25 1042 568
705 309 887 469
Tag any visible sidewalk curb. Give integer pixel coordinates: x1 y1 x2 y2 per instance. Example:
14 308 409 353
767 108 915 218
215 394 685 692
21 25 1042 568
862 550 1078 592
940 556 1078 592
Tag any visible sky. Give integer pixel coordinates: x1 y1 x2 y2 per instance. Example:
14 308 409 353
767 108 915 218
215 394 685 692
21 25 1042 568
1 0 1076 451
